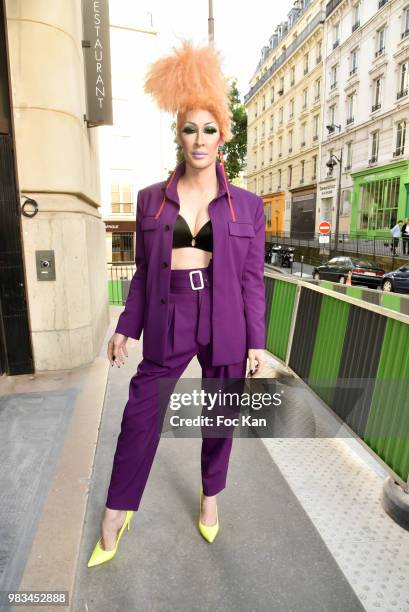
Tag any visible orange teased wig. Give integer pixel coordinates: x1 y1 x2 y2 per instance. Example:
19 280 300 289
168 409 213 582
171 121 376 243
143 39 233 143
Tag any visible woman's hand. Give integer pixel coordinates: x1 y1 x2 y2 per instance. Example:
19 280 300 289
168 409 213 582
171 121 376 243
247 348 266 376
108 332 129 367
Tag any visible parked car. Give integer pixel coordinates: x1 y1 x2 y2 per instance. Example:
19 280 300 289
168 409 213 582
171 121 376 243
312 257 385 288
381 265 409 294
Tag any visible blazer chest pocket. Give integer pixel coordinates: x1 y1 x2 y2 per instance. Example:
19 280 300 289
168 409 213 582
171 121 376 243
140 216 160 231
228 221 255 238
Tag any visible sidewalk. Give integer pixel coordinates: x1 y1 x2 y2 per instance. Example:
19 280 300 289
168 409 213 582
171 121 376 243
2 308 409 611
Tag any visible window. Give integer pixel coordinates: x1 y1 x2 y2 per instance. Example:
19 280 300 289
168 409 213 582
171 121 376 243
278 168 282 189
357 176 400 230
300 160 305 184
269 172 273 191
315 78 321 100
254 101 258 118
290 66 295 85
330 64 338 89
270 86 275 103
370 131 379 162
261 120 265 139
279 106 284 124
112 233 134 263
261 146 265 166
262 94 266 111
288 129 293 152
376 27 386 56
111 181 134 215
333 22 340 48
350 48 359 75
288 165 293 187
329 103 337 126
346 141 353 169
269 142 273 161
316 41 322 63
303 53 309 74
278 135 283 157
313 114 319 140
302 88 308 109
301 123 306 147
312 155 317 180
398 61 409 99
372 77 382 111
395 120 406 155
289 98 295 118
254 127 258 144
279 76 284 94
261 174 265 193
270 113 274 132
347 93 355 124
402 6 409 39
352 2 360 30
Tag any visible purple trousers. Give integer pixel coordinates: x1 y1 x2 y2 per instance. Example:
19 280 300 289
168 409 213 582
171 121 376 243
106 260 247 511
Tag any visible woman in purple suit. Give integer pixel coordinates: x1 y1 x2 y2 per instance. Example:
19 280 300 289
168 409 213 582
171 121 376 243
88 40 266 567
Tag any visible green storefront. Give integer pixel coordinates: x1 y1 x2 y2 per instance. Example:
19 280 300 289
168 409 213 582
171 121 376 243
350 160 409 237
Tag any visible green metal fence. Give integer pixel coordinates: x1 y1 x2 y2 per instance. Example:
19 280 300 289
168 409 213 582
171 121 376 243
265 271 409 488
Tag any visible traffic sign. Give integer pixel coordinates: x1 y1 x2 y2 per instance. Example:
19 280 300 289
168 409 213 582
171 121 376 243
319 220 331 234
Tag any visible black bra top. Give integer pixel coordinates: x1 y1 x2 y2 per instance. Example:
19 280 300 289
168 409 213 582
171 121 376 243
172 214 213 253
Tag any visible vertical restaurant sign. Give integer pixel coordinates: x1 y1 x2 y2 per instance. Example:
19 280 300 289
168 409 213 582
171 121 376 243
82 0 113 125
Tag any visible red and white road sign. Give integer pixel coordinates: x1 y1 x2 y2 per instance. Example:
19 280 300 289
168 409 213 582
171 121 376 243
319 220 331 234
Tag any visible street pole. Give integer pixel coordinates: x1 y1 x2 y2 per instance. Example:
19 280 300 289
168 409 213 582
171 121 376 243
208 0 214 46
334 148 343 254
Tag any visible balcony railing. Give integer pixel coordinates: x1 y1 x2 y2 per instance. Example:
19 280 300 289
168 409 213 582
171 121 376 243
352 21 360 32
378 0 388 7
301 141 306 147
397 89 408 100
368 156 378 164
402 29 409 39
313 135 319 141
372 102 381 112
330 81 338 90
333 40 339 50
346 116 354 125
314 94 321 101
349 66 357 76
393 147 405 157
288 147 293 153
316 55 322 63
375 46 385 58
344 163 352 171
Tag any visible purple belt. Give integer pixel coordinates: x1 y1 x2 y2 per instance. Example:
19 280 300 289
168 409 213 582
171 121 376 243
169 259 213 292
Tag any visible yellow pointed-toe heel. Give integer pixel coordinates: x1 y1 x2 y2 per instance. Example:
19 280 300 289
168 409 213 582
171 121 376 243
87 510 134 568
198 485 219 543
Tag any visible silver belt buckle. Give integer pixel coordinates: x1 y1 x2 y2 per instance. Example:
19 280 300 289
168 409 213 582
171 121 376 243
189 270 204 290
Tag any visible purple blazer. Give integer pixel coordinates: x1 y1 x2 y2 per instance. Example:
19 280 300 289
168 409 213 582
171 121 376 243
115 159 266 366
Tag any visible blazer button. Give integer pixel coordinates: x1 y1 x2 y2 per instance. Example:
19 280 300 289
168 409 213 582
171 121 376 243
162 261 168 268
165 224 170 230
160 298 166 304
